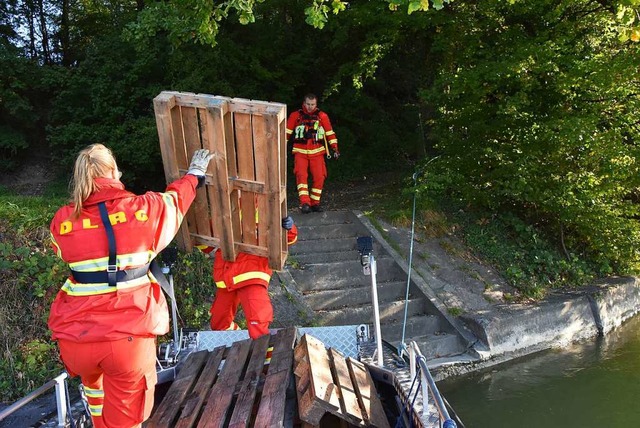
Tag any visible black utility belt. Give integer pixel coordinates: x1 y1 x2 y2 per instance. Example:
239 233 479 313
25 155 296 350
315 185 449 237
70 263 151 285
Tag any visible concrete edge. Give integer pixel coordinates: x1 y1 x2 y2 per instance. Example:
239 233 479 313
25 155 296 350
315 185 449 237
274 268 318 325
355 211 640 375
353 210 481 351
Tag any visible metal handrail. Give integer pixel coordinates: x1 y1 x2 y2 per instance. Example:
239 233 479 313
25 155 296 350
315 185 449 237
409 341 457 428
0 372 69 427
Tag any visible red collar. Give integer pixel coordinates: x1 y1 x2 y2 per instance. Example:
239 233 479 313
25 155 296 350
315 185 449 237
83 178 134 206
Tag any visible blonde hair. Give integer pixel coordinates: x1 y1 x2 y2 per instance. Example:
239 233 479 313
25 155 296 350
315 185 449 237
70 144 117 219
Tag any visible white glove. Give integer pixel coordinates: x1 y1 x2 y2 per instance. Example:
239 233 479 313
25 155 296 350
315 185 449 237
187 149 214 177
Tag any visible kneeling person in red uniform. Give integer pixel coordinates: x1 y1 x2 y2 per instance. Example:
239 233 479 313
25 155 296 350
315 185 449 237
48 144 213 428
202 216 297 339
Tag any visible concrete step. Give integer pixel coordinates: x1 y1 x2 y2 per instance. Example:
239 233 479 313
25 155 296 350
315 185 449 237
314 298 426 326
380 315 444 341
289 257 408 291
389 333 468 360
294 222 372 240
288 250 360 265
289 236 386 256
302 281 420 311
291 210 357 227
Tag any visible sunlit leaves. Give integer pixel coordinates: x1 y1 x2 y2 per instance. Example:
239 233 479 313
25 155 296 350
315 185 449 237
389 0 450 15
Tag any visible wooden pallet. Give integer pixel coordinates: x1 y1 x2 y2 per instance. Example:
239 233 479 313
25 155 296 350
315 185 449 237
146 327 297 428
293 334 390 428
153 91 289 269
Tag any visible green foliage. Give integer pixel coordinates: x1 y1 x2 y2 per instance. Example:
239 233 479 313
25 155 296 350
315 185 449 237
452 208 596 298
0 339 60 401
422 0 640 276
168 249 216 330
0 195 68 401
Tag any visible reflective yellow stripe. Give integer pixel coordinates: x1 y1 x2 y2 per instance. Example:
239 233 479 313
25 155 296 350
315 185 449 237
216 280 226 288
50 233 62 258
310 194 321 201
225 322 240 330
83 386 104 398
69 251 154 272
298 190 309 196
288 235 298 245
297 183 308 190
292 146 326 155
61 275 152 296
89 404 103 416
325 130 335 136
233 271 271 284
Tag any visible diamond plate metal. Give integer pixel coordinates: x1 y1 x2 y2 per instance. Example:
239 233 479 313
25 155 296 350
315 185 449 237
197 325 361 358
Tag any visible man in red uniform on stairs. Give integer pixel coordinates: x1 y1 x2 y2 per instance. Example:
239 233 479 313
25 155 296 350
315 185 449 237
286 93 340 214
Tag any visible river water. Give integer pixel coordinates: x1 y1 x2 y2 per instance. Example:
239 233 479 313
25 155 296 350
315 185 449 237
437 315 640 427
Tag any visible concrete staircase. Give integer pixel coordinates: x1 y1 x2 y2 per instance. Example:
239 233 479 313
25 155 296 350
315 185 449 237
282 210 471 361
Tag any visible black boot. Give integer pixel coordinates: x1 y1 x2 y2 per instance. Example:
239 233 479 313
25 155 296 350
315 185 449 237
300 204 311 214
311 204 323 212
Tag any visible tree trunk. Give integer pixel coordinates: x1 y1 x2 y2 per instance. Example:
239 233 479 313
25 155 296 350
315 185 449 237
36 0 51 64
60 0 70 66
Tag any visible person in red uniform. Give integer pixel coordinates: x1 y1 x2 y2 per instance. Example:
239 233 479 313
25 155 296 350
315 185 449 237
200 214 298 339
48 144 213 428
286 93 339 214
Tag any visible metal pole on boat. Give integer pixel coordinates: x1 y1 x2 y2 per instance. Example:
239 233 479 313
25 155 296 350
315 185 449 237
357 236 384 366
370 254 384 366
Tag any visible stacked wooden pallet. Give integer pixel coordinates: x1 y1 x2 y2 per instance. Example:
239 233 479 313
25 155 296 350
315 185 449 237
146 327 296 428
293 334 390 428
154 91 289 269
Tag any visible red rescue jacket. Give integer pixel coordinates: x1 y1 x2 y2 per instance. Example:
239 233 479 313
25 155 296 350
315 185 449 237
200 225 298 291
48 175 199 342
286 104 338 158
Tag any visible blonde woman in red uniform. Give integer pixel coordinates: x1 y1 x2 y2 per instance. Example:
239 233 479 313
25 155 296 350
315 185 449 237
48 144 212 427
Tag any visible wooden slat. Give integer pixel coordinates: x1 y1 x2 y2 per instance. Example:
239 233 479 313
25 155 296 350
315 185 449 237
329 348 363 426
224 109 242 247
234 112 257 247
228 98 286 115
197 339 252 428
154 93 192 250
182 107 210 239
254 369 289 428
252 114 268 249
202 103 236 263
147 350 209 427
265 112 284 269
297 334 341 413
348 358 391 428
254 329 296 427
265 327 296 374
171 105 198 248
278 102 288 259
174 346 226 428
227 334 270 427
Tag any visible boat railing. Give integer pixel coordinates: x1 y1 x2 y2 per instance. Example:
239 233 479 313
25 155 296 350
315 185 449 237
409 341 457 428
0 372 69 427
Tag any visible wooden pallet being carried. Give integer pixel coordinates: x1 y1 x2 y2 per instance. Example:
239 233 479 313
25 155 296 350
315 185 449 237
146 327 297 428
294 334 390 428
153 91 289 269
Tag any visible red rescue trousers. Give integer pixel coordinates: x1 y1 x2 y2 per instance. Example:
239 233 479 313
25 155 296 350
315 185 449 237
294 154 327 207
210 284 274 339
58 337 157 428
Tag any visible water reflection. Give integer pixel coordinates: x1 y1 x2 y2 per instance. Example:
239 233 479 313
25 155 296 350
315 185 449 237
438 316 640 427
